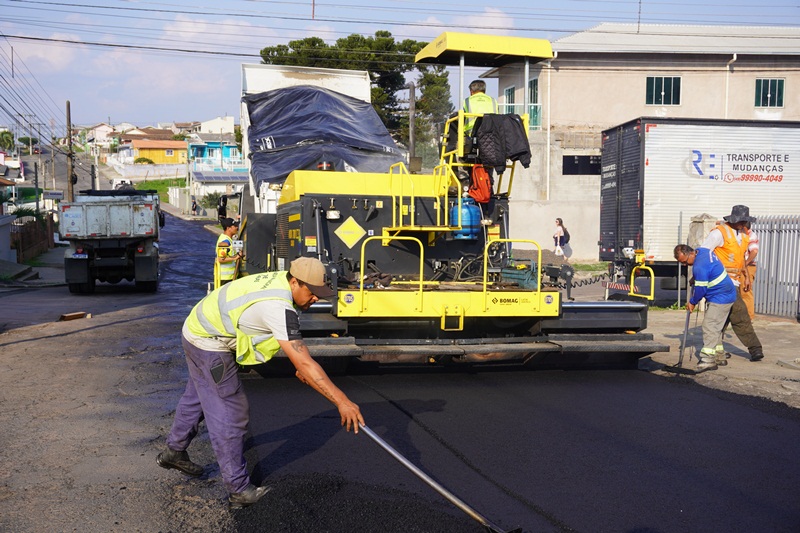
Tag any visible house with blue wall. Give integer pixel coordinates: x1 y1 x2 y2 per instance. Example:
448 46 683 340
187 133 245 172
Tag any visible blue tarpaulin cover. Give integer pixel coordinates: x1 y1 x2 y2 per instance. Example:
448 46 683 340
243 85 405 187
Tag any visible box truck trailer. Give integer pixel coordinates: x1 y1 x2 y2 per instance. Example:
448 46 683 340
600 117 800 278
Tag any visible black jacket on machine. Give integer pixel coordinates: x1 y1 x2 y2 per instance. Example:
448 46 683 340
475 114 532 174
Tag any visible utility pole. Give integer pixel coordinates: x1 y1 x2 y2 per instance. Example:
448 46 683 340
66 101 75 202
33 122 45 185
50 118 56 190
34 162 39 214
18 112 34 157
407 82 416 160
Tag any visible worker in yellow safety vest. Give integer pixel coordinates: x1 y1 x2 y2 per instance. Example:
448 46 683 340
157 257 363 509
462 79 497 136
215 218 241 288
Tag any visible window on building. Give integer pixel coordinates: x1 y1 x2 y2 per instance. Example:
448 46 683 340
503 86 516 114
755 78 784 107
563 155 601 175
165 149 174 157
528 78 540 129
646 76 681 105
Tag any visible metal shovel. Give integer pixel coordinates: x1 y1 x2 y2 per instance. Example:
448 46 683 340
360 424 521 533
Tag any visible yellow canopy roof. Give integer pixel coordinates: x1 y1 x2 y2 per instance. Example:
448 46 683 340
415 32 553 68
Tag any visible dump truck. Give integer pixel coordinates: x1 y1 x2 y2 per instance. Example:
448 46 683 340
60 189 164 294
233 33 669 370
600 116 800 280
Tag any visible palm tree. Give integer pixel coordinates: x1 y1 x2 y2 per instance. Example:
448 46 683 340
0 130 14 153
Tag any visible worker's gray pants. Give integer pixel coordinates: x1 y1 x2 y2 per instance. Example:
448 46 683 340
701 301 734 357
166 335 250 494
725 293 762 351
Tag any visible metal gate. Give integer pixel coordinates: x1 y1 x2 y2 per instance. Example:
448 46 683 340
752 215 800 320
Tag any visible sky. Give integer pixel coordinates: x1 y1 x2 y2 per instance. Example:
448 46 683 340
1 0 799 141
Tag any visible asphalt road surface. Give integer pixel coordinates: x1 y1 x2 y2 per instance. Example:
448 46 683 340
1 213 798 532
240 366 800 532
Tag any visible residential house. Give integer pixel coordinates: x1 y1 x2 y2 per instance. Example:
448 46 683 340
114 122 137 133
84 123 115 146
127 140 187 164
114 127 176 145
187 132 244 172
200 116 235 135
159 122 201 135
189 171 248 201
481 23 800 260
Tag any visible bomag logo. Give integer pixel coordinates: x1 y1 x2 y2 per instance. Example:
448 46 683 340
492 297 519 305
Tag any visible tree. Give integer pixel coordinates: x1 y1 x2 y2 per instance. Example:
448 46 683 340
17 136 39 153
260 31 431 133
234 125 242 151
397 66 454 168
0 130 14 152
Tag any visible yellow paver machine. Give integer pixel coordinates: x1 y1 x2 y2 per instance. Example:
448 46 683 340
237 32 668 369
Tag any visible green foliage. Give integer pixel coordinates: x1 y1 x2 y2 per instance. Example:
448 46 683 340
571 262 609 272
199 191 221 210
134 157 154 164
649 302 684 311
17 136 39 148
15 187 43 203
133 177 186 203
11 206 42 220
234 125 242 150
399 65 454 166
260 31 430 133
172 134 187 141
0 130 14 152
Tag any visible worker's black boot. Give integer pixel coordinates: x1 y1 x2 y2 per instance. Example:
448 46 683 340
156 448 204 477
229 484 272 509
749 347 765 362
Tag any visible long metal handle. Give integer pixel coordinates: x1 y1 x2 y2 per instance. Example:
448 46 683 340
677 308 691 367
359 424 514 533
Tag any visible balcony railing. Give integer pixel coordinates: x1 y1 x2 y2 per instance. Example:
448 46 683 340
497 103 542 130
192 157 247 172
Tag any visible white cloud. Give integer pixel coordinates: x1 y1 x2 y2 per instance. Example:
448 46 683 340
452 8 516 36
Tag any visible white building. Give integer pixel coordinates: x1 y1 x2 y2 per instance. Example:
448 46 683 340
479 23 800 261
200 116 235 135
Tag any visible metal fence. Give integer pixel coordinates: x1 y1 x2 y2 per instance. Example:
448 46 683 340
752 215 800 320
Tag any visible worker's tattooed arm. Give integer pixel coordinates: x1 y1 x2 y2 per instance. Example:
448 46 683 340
281 337 365 431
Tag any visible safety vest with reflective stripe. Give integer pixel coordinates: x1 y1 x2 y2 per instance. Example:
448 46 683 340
713 224 749 282
216 233 237 280
185 272 294 365
689 248 737 306
463 92 497 134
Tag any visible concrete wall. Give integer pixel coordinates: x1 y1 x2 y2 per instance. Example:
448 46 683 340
0 214 15 262
111 163 187 179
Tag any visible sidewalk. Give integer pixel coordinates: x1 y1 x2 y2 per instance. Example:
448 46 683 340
0 245 67 287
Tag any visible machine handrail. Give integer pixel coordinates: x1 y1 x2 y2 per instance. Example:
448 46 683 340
358 235 425 312
628 264 656 301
